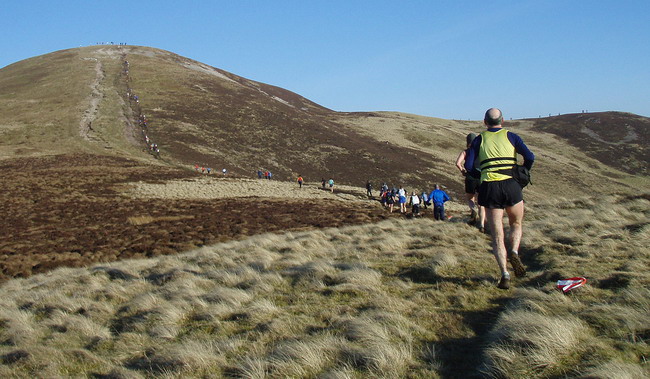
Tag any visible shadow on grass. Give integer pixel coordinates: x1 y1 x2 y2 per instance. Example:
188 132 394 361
397 266 492 286
430 297 510 379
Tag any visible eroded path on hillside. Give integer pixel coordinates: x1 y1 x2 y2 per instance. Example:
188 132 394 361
79 58 104 142
78 49 148 154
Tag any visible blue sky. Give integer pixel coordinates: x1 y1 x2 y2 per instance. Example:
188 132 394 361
1 0 648 120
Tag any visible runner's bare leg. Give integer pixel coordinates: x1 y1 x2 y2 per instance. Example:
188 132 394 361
486 208 508 275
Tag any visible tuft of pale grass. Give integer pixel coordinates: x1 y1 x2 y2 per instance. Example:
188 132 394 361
579 361 649 379
0 309 43 347
143 339 226 374
202 286 252 307
317 364 356 379
481 310 591 378
267 335 344 377
232 356 268 379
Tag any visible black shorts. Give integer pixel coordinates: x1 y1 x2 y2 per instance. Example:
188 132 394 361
465 175 480 194
478 179 523 209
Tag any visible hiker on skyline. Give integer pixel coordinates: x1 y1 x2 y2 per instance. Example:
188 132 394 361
465 108 535 290
456 132 486 232
430 184 450 220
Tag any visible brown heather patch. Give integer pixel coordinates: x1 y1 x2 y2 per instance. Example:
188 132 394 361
0 154 394 282
528 112 650 175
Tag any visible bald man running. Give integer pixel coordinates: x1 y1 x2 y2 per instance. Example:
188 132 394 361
465 108 535 289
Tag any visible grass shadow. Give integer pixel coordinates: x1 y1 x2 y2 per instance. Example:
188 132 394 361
433 297 510 379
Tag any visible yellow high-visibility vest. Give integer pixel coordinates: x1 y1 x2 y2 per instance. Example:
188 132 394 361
478 129 517 182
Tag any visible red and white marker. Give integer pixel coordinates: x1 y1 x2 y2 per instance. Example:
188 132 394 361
556 277 587 293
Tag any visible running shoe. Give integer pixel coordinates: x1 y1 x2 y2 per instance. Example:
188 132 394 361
469 209 478 224
508 252 527 277
497 276 510 289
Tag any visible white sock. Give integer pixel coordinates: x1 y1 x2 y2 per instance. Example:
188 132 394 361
502 272 510 279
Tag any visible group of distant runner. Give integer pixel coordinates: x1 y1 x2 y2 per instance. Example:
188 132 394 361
374 183 451 220
193 164 227 175
122 58 160 157
257 170 273 180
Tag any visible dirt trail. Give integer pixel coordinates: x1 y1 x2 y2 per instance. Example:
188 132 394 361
79 58 104 142
78 51 151 155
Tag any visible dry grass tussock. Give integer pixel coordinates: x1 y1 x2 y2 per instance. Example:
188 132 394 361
0 192 647 377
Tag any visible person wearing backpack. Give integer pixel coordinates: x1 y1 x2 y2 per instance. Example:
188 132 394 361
385 189 395 213
465 108 535 290
297 176 304 188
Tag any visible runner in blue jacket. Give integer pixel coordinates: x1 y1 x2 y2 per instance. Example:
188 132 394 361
430 184 450 220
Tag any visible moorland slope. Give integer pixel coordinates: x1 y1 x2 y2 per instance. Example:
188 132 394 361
0 45 648 378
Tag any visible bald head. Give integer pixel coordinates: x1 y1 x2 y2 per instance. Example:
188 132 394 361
484 108 503 126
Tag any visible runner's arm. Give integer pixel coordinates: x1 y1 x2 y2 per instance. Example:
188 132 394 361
507 132 535 170
455 150 467 173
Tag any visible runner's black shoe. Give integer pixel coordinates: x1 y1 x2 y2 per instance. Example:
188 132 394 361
469 209 477 225
497 276 510 289
508 252 527 278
